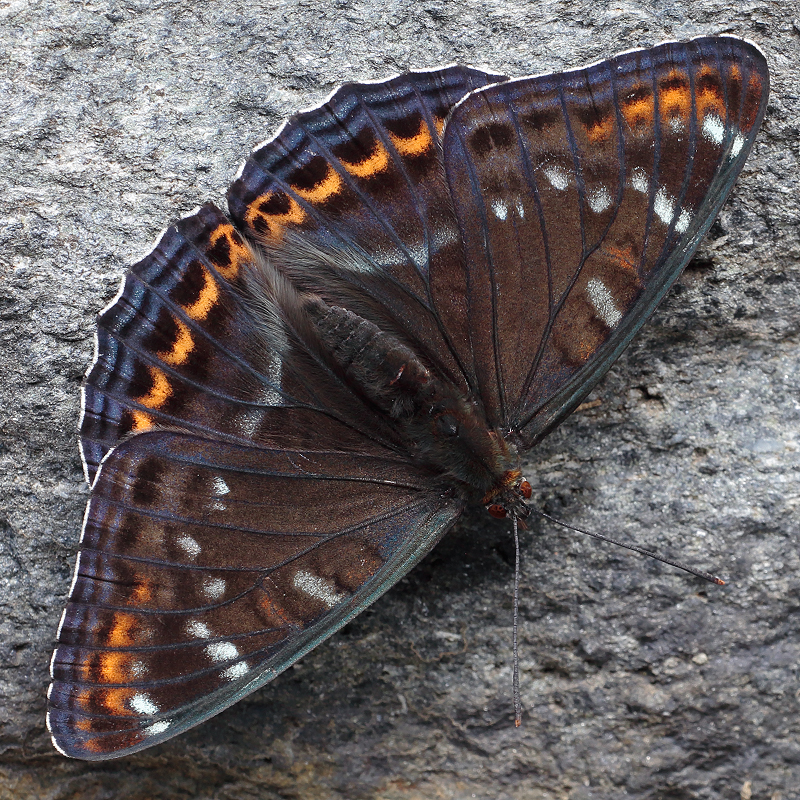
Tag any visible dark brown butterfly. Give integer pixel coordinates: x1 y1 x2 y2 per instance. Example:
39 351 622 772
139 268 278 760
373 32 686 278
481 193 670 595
48 36 769 759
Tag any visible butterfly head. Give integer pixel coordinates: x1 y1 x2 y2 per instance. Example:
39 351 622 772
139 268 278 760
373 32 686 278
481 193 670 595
484 474 532 523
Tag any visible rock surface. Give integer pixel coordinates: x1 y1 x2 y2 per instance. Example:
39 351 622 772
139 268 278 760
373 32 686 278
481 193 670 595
1 1 798 798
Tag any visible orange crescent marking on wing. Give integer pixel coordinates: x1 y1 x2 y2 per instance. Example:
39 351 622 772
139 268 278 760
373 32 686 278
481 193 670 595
98 651 132 684
291 164 343 203
245 191 307 241
84 732 130 753
433 116 445 138
696 65 726 121
621 85 654 132
107 612 138 647
388 118 434 156
736 71 763 131
130 578 153 605
583 109 616 143
129 410 155 432
159 315 194 367
341 140 391 178
208 223 251 280
658 70 692 125
576 340 593 361
260 596 289 625
103 688 135 715
747 72 763 93
575 331 602 363
77 687 133 716
183 264 219 321
604 243 639 275
137 365 172 410
259 579 293 627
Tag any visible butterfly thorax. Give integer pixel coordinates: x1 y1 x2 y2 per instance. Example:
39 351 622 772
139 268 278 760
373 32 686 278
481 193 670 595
307 300 526 509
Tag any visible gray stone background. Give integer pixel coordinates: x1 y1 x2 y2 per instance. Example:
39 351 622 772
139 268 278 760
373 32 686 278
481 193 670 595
0 0 798 797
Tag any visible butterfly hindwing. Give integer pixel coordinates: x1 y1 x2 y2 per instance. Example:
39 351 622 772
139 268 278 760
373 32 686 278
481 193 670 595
49 429 463 759
439 36 768 443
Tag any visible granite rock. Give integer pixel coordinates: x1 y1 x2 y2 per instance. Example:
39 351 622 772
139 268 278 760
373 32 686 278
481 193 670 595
1 1 798 798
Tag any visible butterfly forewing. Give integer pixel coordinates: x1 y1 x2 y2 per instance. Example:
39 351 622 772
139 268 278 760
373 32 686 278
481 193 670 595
440 36 768 443
80 204 416 483
80 205 287 481
228 66 507 391
49 430 462 758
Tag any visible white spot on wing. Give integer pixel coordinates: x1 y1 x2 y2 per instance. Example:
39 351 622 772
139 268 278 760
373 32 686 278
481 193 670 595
654 187 675 226
675 209 692 234
187 620 213 639
586 277 623 328
491 200 507 221
145 720 170 736
669 116 685 133
588 186 612 214
236 409 264 438
631 167 649 194
177 534 201 559
702 114 725 145
208 479 228 510
293 569 346 608
515 200 525 219
432 219 460 249
206 641 239 661
730 132 745 158
221 662 250 681
256 353 284 406
131 660 147 678
130 693 159 716
543 164 569 190
203 577 226 600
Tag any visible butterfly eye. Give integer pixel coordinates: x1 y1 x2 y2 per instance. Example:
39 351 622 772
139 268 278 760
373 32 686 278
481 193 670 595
435 414 460 437
519 480 532 500
487 503 508 519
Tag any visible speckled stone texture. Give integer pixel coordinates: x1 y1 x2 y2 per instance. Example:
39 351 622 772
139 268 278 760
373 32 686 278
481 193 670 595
1 1 798 798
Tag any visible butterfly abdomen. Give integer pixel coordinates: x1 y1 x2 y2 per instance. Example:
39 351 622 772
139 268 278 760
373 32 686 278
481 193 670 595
305 300 429 419
306 301 518 499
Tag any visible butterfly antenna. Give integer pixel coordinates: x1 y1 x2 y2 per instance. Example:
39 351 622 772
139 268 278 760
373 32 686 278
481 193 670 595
534 509 725 585
512 515 522 727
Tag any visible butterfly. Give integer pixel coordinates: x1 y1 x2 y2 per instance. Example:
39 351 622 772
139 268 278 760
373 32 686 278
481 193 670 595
47 35 768 759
